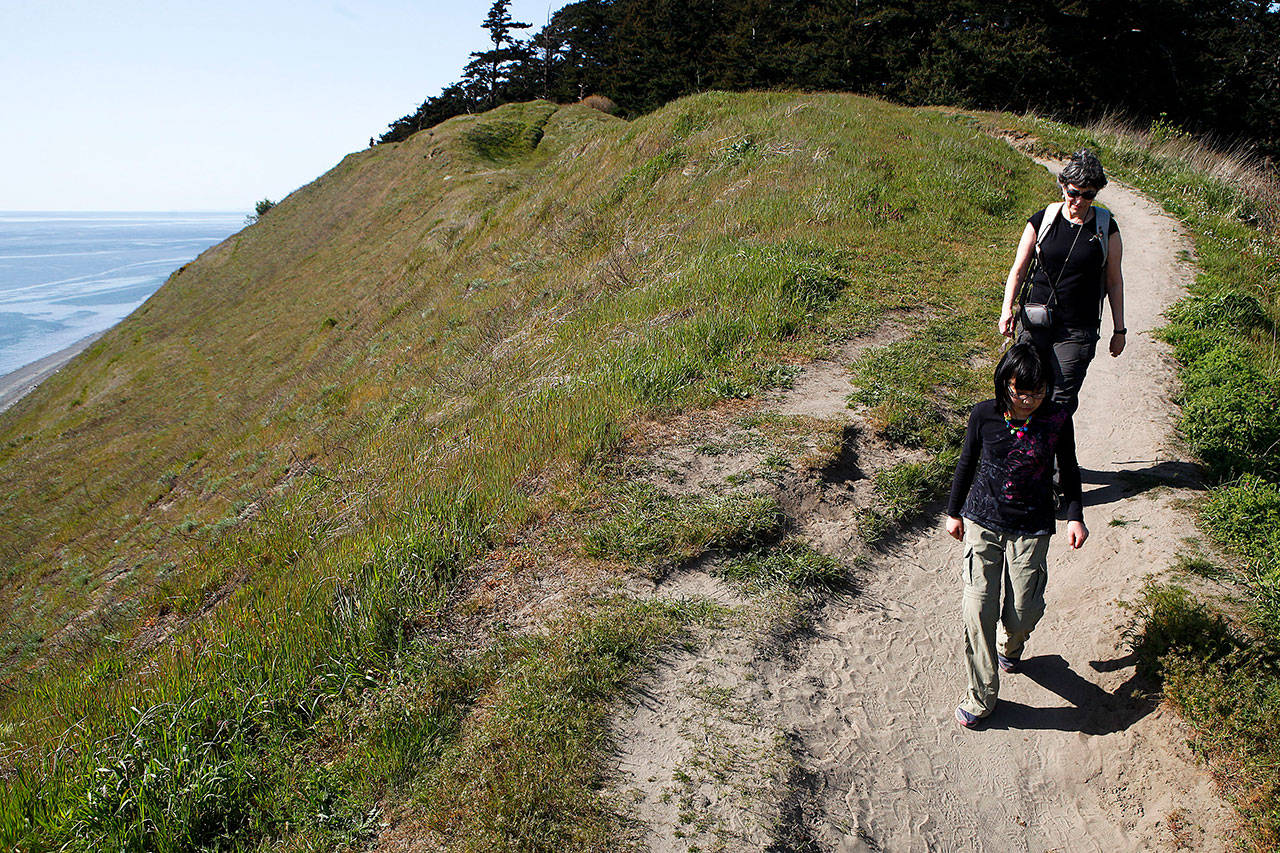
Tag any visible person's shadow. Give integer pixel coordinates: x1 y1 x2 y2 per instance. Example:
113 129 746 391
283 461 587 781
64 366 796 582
977 653 1156 734
1078 460 1203 509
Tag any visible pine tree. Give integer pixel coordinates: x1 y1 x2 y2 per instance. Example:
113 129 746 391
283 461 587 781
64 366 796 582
463 0 533 109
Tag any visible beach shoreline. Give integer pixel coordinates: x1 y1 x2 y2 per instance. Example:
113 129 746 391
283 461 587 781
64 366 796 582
0 332 105 414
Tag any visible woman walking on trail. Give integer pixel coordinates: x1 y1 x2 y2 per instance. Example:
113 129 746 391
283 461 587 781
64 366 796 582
998 150 1127 415
946 342 1088 729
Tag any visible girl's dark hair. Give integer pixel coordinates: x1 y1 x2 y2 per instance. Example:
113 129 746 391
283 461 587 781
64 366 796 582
994 342 1051 412
1058 149 1107 190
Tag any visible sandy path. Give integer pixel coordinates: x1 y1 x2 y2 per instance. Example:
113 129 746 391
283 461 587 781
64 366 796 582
613 174 1237 849
767 178 1233 850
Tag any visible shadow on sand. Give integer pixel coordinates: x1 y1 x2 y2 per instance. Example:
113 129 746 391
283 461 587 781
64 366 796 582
1079 460 1203 508
977 653 1156 735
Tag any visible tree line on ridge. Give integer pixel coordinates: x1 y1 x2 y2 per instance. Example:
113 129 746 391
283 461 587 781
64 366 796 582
380 0 1280 158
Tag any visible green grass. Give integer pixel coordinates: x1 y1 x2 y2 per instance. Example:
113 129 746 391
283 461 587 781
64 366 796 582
857 455 959 545
409 596 716 851
715 539 846 591
584 483 847 592
1202 476 1280 631
847 317 984 449
843 312 981 542
0 92 1058 848
584 483 786 573
465 102 557 162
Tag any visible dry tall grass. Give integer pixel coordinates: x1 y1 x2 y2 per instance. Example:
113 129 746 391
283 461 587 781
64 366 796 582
1086 112 1280 232
579 94 619 115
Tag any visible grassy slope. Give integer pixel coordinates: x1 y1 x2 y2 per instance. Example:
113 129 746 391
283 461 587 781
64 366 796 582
0 100 597 665
0 92 1052 849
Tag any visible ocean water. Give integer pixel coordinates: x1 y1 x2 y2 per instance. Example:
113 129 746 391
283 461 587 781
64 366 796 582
0 211 244 377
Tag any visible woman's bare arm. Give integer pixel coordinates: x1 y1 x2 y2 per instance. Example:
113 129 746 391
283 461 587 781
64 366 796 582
999 223 1038 337
1105 230 1126 356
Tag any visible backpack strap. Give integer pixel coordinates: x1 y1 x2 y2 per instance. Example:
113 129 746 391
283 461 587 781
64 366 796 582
1092 205 1112 325
1093 205 1111 268
1036 202 1061 246
1028 202 1113 329
1027 203 1062 309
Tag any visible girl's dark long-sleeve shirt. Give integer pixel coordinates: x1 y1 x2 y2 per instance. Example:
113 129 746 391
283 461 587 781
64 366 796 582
946 399 1083 537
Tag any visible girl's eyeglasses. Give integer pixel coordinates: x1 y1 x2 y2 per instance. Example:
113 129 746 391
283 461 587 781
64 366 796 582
1008 385 1046 401
1064 187 1098 200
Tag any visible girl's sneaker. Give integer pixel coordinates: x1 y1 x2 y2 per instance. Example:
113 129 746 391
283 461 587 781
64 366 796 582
997 653 1021 673
954 706 984 729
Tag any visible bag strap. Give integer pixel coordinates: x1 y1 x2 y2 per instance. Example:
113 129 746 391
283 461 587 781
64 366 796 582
1021 202 1112 331
1093 205 1111 324
1012 204 1057 338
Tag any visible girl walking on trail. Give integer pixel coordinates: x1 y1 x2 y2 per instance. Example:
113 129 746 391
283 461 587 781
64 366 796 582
946 342 1089 729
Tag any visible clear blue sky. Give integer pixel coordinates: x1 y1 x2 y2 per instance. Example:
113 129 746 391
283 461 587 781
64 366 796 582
0 0 563 212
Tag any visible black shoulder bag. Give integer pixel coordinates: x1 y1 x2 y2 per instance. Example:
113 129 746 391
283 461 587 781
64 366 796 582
1015 212 1083 336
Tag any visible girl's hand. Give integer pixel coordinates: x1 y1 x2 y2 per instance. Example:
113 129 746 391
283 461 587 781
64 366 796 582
946 516 964 541
1067 520 1089 549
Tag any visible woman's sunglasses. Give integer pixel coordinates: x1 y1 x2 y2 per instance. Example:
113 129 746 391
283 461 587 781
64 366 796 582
1064 187 1098 200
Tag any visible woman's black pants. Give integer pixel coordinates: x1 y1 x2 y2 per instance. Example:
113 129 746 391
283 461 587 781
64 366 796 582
1018 325 1100 416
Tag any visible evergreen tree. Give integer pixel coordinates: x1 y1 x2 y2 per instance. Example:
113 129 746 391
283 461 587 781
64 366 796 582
464 0 533 109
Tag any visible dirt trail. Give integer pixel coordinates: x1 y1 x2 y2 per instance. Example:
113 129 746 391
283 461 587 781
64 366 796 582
612 172 1237 850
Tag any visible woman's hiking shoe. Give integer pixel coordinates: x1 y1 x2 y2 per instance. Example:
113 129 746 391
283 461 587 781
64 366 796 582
997 653 1021 674
954 706 984 729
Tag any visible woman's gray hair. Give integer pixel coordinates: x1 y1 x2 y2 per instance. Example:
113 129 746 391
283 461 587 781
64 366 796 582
1058 149 1107 190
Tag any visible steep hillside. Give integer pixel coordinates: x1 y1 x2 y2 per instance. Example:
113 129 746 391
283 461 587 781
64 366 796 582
0 93 1050 849
1 100 598 667
0 94 1030 679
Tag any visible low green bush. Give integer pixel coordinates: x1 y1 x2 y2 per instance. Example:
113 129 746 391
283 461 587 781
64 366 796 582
1203 476 1280 628
1158 323 1221 366
1203 476 1280 569
1180 379 1280 478
1128 582 1280 848
1125 582 1239 680
1166 309 1280 479
1177 344 1264 396
1165 291 1271 334
1162 651 1280 848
